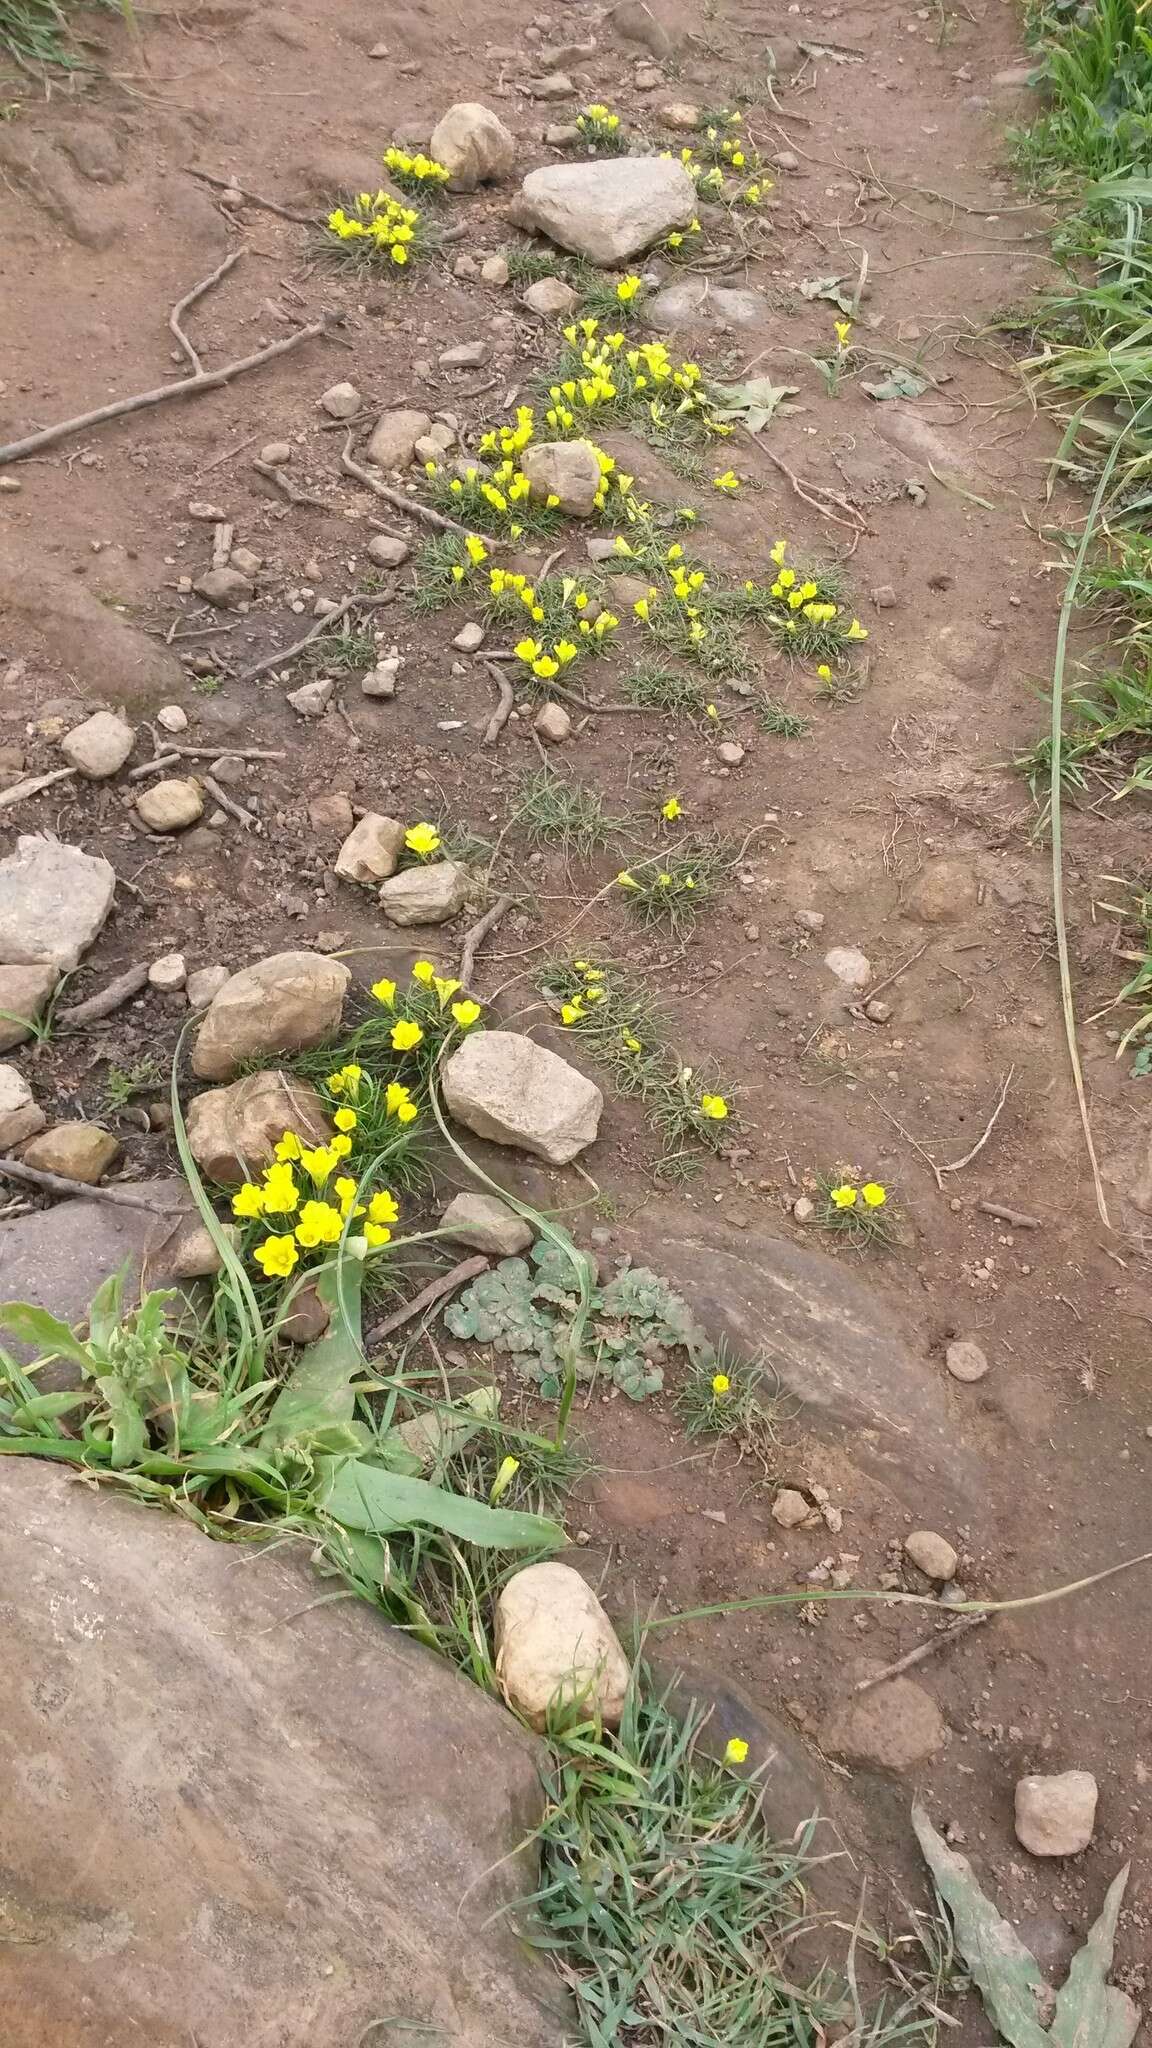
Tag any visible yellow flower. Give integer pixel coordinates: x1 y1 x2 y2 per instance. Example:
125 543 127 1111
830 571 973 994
622 1033 642 1052
834 318 852 347
295 1199 344 1248
633 597 650 622
333 1106 358 1134
862 1182 887 1207
662 796 682 821
533 655 559 679
724 1736 749 1766
261 1162 300 1214
369 1190 399 1226
561 1000 585 1026
846 618 869 641
817 664 833 681
667 231 684 249
700 1094 728 1120
433 975 461 1007
616 870 640 888
385 1082 412 1116
330 1134 353 1160
712 470 741 492
364 1222 393 1248
325 1070 347 1096
489 1455 520 1503
830 1184 858 1208
411 960 436 985
391 1018 424 1052
231 1182 265 1220
584 985 605 1003
395 1101 418 1123
405 822 441 859
711 1373 730 1394
465 534 488 565
254 1234 298 1279
334 1175 363 1218
371 977 397 1007
297 1145 337 1187
274 1130 301 1163
706 703 718 720
616 274 642 303
451 999 481 1029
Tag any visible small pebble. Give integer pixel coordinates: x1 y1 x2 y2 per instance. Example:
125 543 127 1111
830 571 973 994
904 1529 958 1581
319 381 362 419
259 441 293 466
156 705 189 735
148 952 188 993
945 1338 989 1383
453 622 485 652
716 740 745 767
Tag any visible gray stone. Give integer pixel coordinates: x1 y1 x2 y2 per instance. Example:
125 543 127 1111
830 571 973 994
0 1459 567 2048
185 963 230 1010
230 545 263 579
440 341 490 369
367 534 411 568
60 709 135 779
185 1068 332 1185
135 776 204 832
454 252 481 279
443 1029 603 1165
0 1064 46 1149
362 662 399 699
156 703 189 733
608 0 675 59
192 951 351 1082
822 1678 947 1771
544 122 581 146
319 379 362 419
0 964 58 1051
614 1202 980 1497
308 792 355 837
527 71 575 99
717 740 744 767
659 101 700 129
824 945 871 991
534 702 571 744
945 1338 989 1383
430 102 516 192
523 276 580 317
481 253 511 285
514 156 695 264
795 909 825 932
904 1530 958 1581
453 622 486 652
646 277 768 332
21 1121 121 1185
259 440 293 466
496 1562 629 1729
771 1488 812 1529
0 835 116 970
1014 1771 1098 1857
379 861 470 926
522 438 603 515
334 813 406 885
193 565 253 609
287 678 335 717
366 409 433 470
148 951 187 992
585 537 618 562
440 1189 534 1255
415 433 447 465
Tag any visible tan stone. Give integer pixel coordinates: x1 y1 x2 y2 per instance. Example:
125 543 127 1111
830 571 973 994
185 1070 331 1187
21 1123 121 1185
192 952 351 1082
495 1562 630 1730
0 965 58 1052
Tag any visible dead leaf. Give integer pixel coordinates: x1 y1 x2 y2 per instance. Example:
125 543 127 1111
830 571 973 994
705 376 801 434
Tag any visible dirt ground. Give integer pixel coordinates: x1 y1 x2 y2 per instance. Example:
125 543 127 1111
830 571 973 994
2 0 1151 2022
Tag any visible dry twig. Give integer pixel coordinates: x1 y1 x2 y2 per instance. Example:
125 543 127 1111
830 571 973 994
978 1199 1041 1229
340 433 501 545
940 1068 1014 1175
0 767 75 811
56 964 150 1029
183 165 321 226
252 458 327 508
0 1154 186 1212
235 592 392 686
481 660 516 746
853 1615 987 1694
459 893 516 990
201 773 258 829
365 1256 490 1347
168 248 245 374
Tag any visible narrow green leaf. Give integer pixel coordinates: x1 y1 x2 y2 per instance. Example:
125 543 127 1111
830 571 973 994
95 1376 147 1470
912 1802 1054 2048
0 1302 93 1369
9 1390 94 1430
321 1457 565 1551
87 1267 127 1352
1050 1864 1138 2048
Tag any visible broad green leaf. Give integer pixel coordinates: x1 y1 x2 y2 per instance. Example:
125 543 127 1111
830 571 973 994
799 273 855 312
9 1390 94 1431
321 1457 564 1551
912 1803 1053 2048
861 368 928 401
94 1375 147 1470
0 1302 93 1370
1051 1864 1138 2048
262 1256 364 1449
87 1267 127 1352
1084 175 1152 208
704 376 800 434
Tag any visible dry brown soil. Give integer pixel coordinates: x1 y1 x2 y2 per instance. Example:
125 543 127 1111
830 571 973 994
2 0 1151 2017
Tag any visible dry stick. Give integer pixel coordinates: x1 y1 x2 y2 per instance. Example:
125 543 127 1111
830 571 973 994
481 660 516 746
477 653 644 716
459 893 516 990
0 1154 186 1212
128 753 180 781
171 744 286 762
978 1199 1041 1229
56 963 151 1029
201 773 257 829
252 458 327 508
0 767 76 811
852 1614 988 1696
739 425 867 536
235 592 392 686
940 1067 1014 1175
856 940 928 1006
0 325 327 468
168 247 245 375
184 165 321 226
364 1255 490 1348
339 434 501 547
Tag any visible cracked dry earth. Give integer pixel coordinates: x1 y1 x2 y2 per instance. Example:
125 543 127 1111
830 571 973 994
1 0 1151 2017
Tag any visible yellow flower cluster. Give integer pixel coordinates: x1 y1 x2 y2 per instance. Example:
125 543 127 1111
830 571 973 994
427 452 539 528
383 146 450 193
494 569 619 675
371 958 482 1036
628 540 711 649
559 961 608 1026
758 538 869 644
326 191 421 265
450 533 490 586
577 102 620 134
479 405 536 462
546 320 721 441
830 1182 886 1208
233 1134 401 1277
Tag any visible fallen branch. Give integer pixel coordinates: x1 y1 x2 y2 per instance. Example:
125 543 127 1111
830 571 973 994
857 941 928 1007
340 433 501 546
740 425 868 537
201 773 258 829
168 248 244 375
252 458 327 508
853 1614 988 1694
56 963 150 1029
977 1199 1041 1229
235 592 393 686
365 1255 489 1348
0 766 76 811
128 753 180 781
481 660 516 746
940 1068 1014 1175
0 325 327 468
459 893 516 990
0 1154 186 1212
184 165 321 227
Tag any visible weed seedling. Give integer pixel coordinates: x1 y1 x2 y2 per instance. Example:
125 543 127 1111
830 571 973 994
817 1174 894 1249
675 1346 791 1475
513 767 621 861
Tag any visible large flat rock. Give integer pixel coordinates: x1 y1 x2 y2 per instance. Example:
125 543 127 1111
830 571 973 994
0 1460 568 2048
